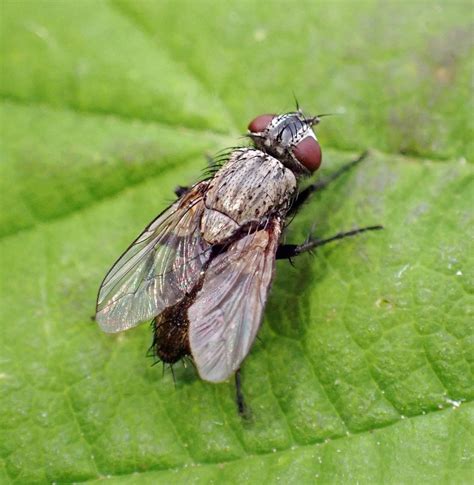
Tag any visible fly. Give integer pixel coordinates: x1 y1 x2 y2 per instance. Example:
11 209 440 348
95 108 382 415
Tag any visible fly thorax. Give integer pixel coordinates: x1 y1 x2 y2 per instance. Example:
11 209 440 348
200 148 296 245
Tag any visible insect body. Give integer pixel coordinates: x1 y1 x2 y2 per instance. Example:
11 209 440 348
96 110 381 390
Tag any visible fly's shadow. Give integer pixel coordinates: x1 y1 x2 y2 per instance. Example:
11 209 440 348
265 151 381 341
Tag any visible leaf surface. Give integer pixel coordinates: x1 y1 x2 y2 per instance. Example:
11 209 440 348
1 1 472 483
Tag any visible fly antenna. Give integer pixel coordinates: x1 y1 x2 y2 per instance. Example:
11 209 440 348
316 112 344 118
306 112 343 126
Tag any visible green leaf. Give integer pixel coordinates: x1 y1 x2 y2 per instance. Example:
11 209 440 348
1 1 472 484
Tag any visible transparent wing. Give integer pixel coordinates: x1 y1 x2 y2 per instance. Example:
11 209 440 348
188 220 281 382
96 182 211 333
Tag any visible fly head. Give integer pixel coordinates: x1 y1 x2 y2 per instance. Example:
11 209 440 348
248 111 322 176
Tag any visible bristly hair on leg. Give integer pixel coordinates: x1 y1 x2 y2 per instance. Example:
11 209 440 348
276 225 383 260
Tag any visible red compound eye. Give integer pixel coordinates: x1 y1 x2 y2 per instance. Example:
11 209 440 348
248 114 276 133
293 136 322 172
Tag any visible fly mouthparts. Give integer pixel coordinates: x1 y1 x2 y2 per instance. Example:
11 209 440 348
246 131 265 138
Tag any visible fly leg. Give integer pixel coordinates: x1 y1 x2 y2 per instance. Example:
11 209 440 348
291 151 369 213
235 369 247 417
276 225 383 260
174 186 189 198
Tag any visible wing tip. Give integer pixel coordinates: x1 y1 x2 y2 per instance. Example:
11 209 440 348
95 313 123 334
197 367 234 383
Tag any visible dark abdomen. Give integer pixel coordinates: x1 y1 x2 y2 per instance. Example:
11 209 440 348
152 299 191 364
151 277 206 364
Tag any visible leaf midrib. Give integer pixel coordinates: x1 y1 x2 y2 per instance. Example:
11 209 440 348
1 96 462 242
2 94 464 163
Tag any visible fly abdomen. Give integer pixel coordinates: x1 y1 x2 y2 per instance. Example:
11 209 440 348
152 303 191 364
151 276 205 364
